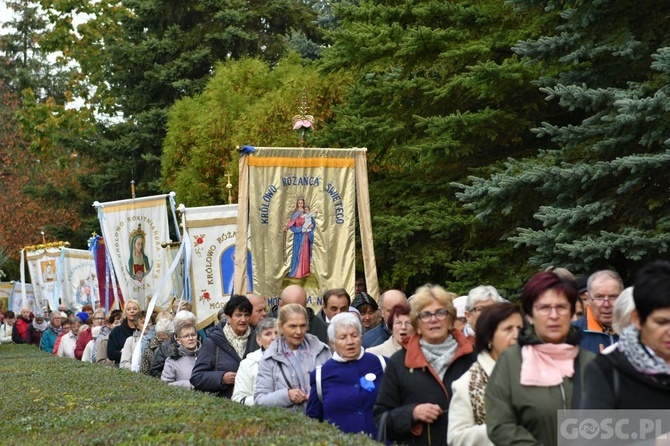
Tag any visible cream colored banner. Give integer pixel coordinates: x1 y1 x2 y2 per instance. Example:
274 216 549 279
10 283 36 315
57 248 100 313
26 247 61 312
96 195 172 310
247 148 356 308
0 282 12 314
183 204 249 329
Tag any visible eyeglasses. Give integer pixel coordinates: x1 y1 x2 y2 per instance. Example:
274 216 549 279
93 317 105 321
470 306 486 314
393 320 412 327
590 294 618 304
418 309 449 322
179 333 197 339
533 304 571 316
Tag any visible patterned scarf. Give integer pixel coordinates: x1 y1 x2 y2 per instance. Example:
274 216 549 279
619 325 670 379
223 323 250 359
469 361 489 425
32 319 48 332
419 335 458 378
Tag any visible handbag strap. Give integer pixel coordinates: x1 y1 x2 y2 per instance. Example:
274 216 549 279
377 410 389 443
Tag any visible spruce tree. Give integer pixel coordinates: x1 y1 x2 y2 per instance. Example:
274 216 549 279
456 0 670 281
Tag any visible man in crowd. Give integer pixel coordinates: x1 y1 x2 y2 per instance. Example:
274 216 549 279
317 288 351 324
247 294 268 327
362 289 407 348
352 291 379 334
574 269 623 353
12 306 33 344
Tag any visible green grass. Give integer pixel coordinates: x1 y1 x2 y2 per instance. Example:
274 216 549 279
0 344 380 445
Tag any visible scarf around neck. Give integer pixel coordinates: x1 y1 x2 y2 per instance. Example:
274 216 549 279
332 348 365 362
223 323 250 359
619 325 670 378
419 335 458 378
33 319 48 332
47 322 61 335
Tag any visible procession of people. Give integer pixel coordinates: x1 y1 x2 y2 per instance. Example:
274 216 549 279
3 261 670 446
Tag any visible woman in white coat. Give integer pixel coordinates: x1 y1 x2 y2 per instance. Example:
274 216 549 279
231 317 278 405
447 302 523 446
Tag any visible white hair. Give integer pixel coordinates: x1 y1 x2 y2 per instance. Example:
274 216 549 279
587 270 624 294
612 286 635 334
155 318 174 335
327 312 362 342
466 285 503 311
173 310 196 331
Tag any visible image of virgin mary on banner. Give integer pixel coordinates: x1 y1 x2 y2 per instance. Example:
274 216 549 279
240 148 359 308
94 194 175 310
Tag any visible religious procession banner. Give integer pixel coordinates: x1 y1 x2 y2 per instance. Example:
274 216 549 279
234 147 379 309
54 248 100 313
0 282 12 314
94 194 175 310
23 243 66 312
182 204 252 328
9 283 36 315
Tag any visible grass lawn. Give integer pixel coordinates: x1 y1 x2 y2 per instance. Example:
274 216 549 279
0 344 380 445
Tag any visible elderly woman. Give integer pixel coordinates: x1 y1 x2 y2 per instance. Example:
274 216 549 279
75 308 106 360
141 312 174 375
161 321 200 388
367 303 414 358
306 312 386 437
485 272 595 446
374 284 475 445
107 299 141 364
254 303 331 410
582 261 670 408
92 309 122 363
190 295 255 397
232 317 278 405
26 314 48 347
448 302 523 446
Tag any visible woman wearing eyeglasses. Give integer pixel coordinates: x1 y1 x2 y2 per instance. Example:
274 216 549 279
374 285 475 446
161 321 200 388
485 272 595 446
367 303 414 358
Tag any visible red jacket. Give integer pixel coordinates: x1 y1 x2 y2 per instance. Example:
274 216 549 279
75 327 92 360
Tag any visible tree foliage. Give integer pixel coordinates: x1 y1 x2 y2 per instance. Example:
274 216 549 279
317 0 557 294
457 0 670 282
162 54 350 206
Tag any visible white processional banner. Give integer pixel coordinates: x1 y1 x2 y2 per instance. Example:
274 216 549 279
10 283 36 315
183 204 252 329
56 248 100 313
25 247 61 312
96 195 173 310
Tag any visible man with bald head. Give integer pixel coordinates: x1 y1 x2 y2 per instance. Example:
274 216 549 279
12 306 33 344
273 285 328 343
362 289 407 348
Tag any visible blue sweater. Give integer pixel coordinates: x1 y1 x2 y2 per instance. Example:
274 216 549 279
306 352 385 438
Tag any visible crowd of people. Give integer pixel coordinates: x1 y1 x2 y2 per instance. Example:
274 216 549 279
2 260 670 445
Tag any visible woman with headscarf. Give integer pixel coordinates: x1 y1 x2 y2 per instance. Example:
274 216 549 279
373 284 475 446
485 272 595 446
306 312 386 437
448 302 523 446
255 304 331 410
190 295 255 397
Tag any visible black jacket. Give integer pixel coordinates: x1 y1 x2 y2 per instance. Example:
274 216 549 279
189 322 255 398
582 348 670 409
107 320 135 363
374 332 475 446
